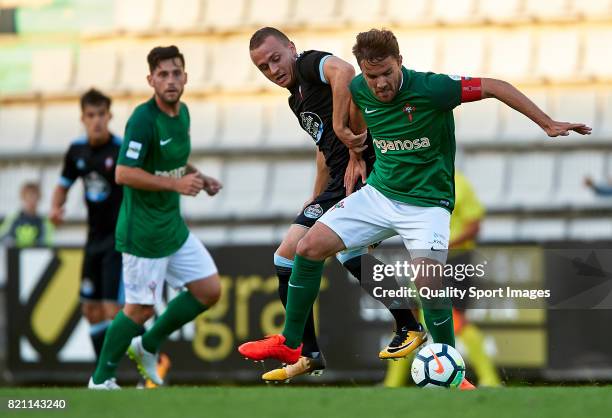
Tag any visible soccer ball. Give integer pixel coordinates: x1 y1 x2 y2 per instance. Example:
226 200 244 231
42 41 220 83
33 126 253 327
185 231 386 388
411 343 465 388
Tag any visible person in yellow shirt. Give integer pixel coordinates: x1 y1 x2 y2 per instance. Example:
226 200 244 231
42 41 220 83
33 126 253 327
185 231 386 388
384 170 502 387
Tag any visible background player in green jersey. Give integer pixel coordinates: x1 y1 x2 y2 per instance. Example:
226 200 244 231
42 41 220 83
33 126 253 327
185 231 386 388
89 46 223 389
238 29 591 389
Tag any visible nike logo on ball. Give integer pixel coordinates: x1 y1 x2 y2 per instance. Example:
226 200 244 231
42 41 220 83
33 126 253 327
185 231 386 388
431 349 445 374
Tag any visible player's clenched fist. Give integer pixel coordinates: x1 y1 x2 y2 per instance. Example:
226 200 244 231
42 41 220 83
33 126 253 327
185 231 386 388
174 172 204 196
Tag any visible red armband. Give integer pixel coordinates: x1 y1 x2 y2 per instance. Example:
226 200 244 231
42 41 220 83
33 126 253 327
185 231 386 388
461 77 482 103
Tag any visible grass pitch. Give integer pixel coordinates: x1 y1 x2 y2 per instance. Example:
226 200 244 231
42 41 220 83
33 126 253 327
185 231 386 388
1 386 611 418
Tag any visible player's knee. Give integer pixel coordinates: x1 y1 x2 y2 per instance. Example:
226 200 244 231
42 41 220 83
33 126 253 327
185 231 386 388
295 236 321 259
123 304 155 324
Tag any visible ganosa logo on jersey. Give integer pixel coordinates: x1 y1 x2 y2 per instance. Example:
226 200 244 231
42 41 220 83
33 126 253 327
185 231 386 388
155 166 186 178
373 137 430 154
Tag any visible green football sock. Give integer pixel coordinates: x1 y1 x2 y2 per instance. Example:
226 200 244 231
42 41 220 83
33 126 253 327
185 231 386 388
282 255 325 348
141 291 208 354
421 296 455 347
92 310 143 384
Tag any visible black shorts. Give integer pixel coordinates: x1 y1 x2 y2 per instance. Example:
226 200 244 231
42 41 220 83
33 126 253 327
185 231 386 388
80 235 123 303
293 180 367 228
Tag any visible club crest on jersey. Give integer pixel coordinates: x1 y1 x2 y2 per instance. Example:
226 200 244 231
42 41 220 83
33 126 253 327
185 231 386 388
403 103 416 122
303 204 323 219
300 111 324 144
330 201 345 212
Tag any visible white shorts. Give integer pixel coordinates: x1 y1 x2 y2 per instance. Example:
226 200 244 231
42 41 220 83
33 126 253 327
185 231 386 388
122 232 218 305
317 185 451 264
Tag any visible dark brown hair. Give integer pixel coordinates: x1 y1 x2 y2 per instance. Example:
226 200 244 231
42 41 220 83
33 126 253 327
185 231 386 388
352 29 400 65
147 45 185 73
80 88 111 111
249 27 291 50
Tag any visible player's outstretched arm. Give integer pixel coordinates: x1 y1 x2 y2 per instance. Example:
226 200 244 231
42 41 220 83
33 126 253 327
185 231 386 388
481 78 592 137
324 56 367 149
116 165 203 196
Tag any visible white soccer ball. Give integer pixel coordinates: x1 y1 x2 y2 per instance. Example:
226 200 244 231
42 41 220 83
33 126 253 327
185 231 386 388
411 343 465 388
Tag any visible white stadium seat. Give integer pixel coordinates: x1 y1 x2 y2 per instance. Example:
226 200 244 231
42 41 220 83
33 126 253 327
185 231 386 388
217 161 268 217
209 37 257 91
583 29 612 80
113 0 157 32
500 90 549 142
247 0 292 27
30 48 74 94
269 160 316 217
218 101 265 148
440 30 485 77
339 0 384 25
396 31 440 73
74 44 118 91
568 218 612 240
181 158 224 219
517 219 567 242
478 0 523 22
431 0 478 24
0 105 38 152
570 0 612 19
188 100 220 149
179 42 210 91
292 0 339 27
507 153 556 208
385 0 431 25
117 44 150 92
462 153 507 209
598 91 612 139
264 99 312 149
455 99 501 143
201 0 246 32
228 225 277 244
479 217 518 242
524 0 572 20
555 152 605 207
534 29 580 81
191 226 230 246
487 30 533 81
39 103 84 152
158 0 203 31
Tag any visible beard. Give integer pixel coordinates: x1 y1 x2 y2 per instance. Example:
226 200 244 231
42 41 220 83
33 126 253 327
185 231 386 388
158 87 183 106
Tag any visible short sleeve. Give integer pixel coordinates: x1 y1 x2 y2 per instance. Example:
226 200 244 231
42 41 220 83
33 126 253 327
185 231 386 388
59 147 78 189
297 50 333 85
118 111 153 168
425 73 463 111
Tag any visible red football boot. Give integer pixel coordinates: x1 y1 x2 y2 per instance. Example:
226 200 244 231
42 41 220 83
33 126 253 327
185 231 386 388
238 334 302 364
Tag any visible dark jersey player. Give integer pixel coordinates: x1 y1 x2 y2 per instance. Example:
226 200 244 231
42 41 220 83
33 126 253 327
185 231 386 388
247 27 425 383
50 89 123 364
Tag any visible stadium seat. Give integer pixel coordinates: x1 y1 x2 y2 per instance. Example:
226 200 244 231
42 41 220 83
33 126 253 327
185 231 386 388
523 0 572 21
269 160 316 217
455 99 501 143
477 0 523 22
339 0 384 25
0 164 41 217
158 0 203 31
570 0 612 19
209 37 257 91
191 226 230 246
227 225 278 244
113 0 157 32
555 152 605 207
301 36 347 60
395 31 440 73
179 42 209 91
431 0 478 24
462 153 507 209
487 29 533 81
500 90 549 142
181 158 224 218
30 47 74 94
246 0 291 27
108 100 132 139
534 29 580 82
583 29 612 80
188 100 220 149
74 44 118 91
264 99 312 149
218 101 265 148
292 0 339 27
507 152 556 208
201 0 246 32
597 90 612 139
0 105 38 152
479 217 518 242
568 218 612 240
384 0 431 25
516 219 567 242
440 30 485 76
117 44 151 92
217 160 268 217
39 103 84 152
552 90 597 141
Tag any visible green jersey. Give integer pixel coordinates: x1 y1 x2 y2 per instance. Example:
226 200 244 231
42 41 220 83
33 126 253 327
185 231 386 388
116 97 191 258
350 67 464 212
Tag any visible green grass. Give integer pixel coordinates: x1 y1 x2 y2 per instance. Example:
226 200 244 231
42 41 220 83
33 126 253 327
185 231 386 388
1 386 611 418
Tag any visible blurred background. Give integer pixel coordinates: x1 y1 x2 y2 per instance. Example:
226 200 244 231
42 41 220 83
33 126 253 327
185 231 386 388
1 0 612 386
